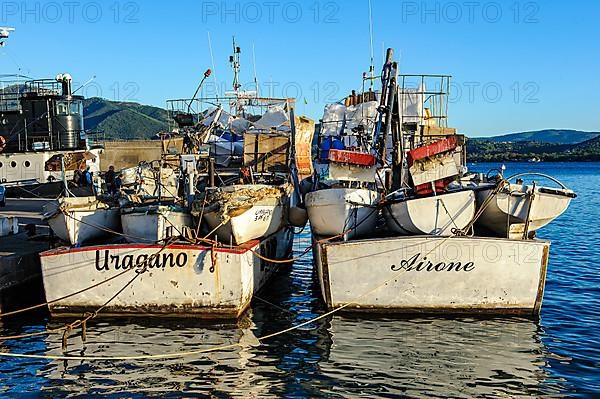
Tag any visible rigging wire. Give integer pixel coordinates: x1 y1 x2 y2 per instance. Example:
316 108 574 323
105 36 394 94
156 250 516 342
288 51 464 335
207 31 220 99
368 0 375 90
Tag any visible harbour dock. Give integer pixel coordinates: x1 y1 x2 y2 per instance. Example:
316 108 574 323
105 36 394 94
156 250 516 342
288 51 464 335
0 199 50 315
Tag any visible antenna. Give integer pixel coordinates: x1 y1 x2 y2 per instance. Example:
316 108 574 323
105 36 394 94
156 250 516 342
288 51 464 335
72 75 97 95
207 31 220 97
230 36 242 94
368 0 375 89
252 43 259 97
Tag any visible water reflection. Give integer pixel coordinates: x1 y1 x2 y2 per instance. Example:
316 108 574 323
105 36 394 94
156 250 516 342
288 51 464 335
0 163 598 397
0 313 569 398
1 316 274 398
317 316 567 398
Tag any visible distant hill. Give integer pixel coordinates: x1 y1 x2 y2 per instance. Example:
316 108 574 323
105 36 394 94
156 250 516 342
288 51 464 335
467 133 600 162
80 98 599 161
572 134 600 151
83 97 169 140
474 129 600 145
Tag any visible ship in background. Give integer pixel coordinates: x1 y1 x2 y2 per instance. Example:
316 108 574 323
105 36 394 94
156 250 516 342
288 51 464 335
0 73 102 198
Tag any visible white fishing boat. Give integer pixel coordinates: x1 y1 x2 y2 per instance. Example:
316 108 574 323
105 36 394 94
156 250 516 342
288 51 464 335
308 49 574 317
305 188 379 239
39 227 294 318
120 163 179 200
383 190 476 236
43 196 120 245
314 235 550 315
200 184 291 245
121 204 193 243
475 174 576 239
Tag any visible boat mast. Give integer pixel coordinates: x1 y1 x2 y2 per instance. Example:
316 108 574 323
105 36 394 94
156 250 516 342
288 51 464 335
372 48 395 162
367 0 375 90
230 37 241 94
381 61 398 168
229 37 243 116
252 43 260 97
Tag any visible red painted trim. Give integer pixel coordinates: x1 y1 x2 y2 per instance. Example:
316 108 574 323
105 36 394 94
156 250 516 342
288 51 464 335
407 136 458 165
328 149 376 166
40 241 259 257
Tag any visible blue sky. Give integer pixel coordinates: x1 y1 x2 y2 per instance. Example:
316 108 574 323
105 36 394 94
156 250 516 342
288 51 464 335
1 0 598 136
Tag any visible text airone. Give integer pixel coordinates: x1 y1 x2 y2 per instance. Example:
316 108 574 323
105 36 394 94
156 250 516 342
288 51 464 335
391 253 475 272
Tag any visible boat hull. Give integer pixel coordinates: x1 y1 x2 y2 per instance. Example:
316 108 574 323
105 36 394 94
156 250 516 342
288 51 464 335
202 184 290 245
47 208 121 245
305 188 379 239
39 228 294 318
44 196 121 245
383 190 476 235
476 184 574 239
121 207 193 243
204 204 286 245
315 235 549 316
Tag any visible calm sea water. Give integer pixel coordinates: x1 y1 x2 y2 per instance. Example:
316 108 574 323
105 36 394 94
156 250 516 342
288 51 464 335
0 162 598 398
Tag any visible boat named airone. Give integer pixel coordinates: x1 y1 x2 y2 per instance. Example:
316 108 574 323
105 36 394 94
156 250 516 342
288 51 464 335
307 48 574 316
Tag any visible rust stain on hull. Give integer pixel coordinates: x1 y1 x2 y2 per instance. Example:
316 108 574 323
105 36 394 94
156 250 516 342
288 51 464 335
533 243 550 316
49 301 252 320
330 304 538 317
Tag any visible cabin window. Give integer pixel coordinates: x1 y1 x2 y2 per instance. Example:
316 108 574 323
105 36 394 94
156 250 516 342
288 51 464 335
56 101 68 115
10 161 16 168
0 162 3 168
24 160 31 168
70 101 81 115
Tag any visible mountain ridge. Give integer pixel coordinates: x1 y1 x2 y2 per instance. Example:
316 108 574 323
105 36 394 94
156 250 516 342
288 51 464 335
472 129 600 145
82 97 600 161
83 97 169 140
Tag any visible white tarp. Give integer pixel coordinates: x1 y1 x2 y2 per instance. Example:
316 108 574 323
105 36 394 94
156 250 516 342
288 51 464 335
342 100 379 147
253 105 289 130
321 103 346 136
206 134 244 167
202 107 233 129
398 83 425 124
201 107 252 134
230 117 251 134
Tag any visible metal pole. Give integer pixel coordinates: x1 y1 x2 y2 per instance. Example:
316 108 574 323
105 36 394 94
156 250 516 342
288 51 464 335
60 154 69 197
381 62 397 164
208 158 215 187
289 107 302 205
522 182 536 240
372 48 394 151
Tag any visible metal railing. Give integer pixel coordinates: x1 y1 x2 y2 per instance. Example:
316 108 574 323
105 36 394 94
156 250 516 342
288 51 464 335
166 95 295 131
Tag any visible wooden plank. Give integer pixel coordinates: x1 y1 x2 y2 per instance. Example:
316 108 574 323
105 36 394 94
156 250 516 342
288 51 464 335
294 116 315 179
243 132 290 172
409 153 459 186
421 126 457 137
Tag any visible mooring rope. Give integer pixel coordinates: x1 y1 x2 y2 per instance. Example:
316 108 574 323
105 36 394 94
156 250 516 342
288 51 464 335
0 180 504 360
0 237 175 320
0 234 453 362
58 207 158 243
452 179 508 237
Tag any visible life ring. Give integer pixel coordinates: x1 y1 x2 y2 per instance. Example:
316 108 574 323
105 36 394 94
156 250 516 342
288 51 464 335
0 135 6 152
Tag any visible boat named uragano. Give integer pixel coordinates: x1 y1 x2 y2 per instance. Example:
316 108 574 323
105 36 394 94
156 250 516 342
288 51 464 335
39 40 312 319
40 228 293 317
